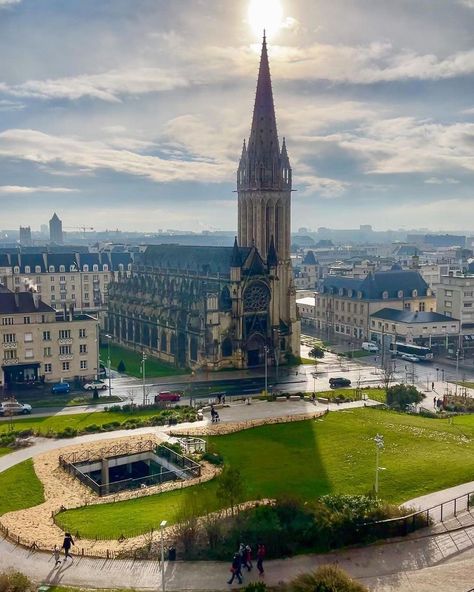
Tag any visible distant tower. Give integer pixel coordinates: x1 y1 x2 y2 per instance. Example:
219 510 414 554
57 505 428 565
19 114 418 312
19 226 32 246
49 213 63 244
237 33 300 356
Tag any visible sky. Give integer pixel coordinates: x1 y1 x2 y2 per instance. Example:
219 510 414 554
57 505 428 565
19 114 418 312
0 0 473 232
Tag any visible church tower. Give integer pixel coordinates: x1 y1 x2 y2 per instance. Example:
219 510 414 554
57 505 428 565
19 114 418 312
237 33 300 358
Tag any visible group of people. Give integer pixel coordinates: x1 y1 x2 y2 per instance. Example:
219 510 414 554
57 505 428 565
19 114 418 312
52 532 75 567
228 542 266 585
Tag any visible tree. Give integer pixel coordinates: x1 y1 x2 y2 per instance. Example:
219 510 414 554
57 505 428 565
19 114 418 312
380 358 395 395
308 346 325 360
173 493 201 559
216 466 245 516
117 360 126 373
386 384 423 409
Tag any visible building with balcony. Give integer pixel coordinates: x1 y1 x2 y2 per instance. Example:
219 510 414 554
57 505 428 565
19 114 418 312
436 272 474 355
0 287 99 389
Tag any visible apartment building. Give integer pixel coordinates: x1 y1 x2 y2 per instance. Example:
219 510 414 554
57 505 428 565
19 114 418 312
313 268 436 341
436 273 474 354
0 251 132 314
0 288 99 388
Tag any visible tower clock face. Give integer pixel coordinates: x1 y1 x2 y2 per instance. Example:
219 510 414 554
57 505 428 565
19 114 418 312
243 283 270 311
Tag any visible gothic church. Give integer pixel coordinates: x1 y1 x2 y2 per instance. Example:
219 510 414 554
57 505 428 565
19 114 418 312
107 36 300 369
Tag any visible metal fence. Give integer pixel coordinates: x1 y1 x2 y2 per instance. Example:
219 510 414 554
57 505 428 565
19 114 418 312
156 443 201 477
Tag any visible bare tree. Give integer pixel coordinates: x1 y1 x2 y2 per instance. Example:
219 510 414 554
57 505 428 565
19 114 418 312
380 358 395 396
173 493 201 558
216 466 245 517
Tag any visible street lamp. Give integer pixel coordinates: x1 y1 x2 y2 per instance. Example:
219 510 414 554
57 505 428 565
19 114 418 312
160 519 167 592
141 351 147 406
374 433 385 497
455 349 460 396
264 345 269 395
104 333 112 397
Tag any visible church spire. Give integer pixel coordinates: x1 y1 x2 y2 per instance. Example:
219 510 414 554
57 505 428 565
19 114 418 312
238 33 290 192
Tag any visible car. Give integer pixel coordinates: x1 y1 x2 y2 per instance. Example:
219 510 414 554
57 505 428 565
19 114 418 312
155 391 182 402
361 342 379 353
329 377 352 388
401 354 420 363
83 380 107 391
0 401 32 416
51 382 71 394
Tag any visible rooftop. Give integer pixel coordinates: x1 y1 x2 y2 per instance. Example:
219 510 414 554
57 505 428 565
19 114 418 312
370 308 459 324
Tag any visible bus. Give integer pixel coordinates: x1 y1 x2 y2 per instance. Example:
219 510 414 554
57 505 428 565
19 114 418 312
389 342 434 361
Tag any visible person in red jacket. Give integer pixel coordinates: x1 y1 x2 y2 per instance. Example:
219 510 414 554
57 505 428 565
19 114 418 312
256 543 265 575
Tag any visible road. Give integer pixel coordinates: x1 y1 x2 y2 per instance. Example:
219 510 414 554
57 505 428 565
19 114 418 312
2 343 474 420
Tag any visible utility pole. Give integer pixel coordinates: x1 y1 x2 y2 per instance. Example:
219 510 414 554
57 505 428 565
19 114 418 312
374 433 385 497
264 345 269 395
141 351 147 406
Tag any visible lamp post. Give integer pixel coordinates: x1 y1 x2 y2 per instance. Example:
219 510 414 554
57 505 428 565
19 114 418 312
104 333 112 397
141 351 147 406
374 433 385 497
160 520 167 592
264 345 269 395
455 348 460 396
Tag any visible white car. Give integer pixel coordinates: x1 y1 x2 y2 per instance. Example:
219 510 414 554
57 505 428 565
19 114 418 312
83 380 107 391
401 354 420 363
0 401 32 416
362 342 379 353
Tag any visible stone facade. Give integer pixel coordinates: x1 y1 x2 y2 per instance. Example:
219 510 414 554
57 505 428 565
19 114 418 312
106 36 300 370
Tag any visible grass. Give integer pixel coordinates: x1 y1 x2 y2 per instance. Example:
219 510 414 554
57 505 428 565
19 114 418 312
8 392 122 409
0 459 44 516
0 407 188 436
457 381 474 389
301 358 318 365
57 407 474 539
309 388 386 403
101 343 189 378
0 447 11 457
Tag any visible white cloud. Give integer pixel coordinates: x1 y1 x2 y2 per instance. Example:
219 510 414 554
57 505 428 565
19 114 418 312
0 185 77 194
425 177 460 185
0 0 21 6
0 128 234 184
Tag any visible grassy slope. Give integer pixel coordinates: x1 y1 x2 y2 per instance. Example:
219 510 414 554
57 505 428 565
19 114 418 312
0 459 44 516
0 408 183 436
101 343 188 378
57 408 474 539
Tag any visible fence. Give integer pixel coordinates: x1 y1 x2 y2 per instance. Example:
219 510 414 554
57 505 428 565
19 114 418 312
359 489 474 539
156 443 201 477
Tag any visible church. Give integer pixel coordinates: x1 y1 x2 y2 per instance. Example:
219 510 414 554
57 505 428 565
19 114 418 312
106 36 300 370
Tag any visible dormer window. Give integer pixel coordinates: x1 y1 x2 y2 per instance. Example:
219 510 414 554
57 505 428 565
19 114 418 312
93 264 98 272
35 266 41 273
59 265 65 272
118 264 124 271
339 288 344 296
348 289 353 297
14 266 19 274
357 291 363 299
83 264 89 272
412 289 418 298
127 264 132 271
24 266 30 274
398 290 404 298
49 266 54 273
382 291 389 299
70 265 76 272
103 264 109 272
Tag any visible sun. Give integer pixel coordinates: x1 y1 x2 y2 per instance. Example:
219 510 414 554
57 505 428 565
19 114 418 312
247 0 284 39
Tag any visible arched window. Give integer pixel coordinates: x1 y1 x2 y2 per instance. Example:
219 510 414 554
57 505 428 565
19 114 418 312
118 264 124 272
83 264 89 272
103 264 109 271
59 265 65 272
412 289 418 297
398 290 404 298
161 332 167 352
382 291 389 299
14 266 20 274
93 264 98 272
220 286 232 311
222 337 233 357
35 266 41 273
170 334 177 355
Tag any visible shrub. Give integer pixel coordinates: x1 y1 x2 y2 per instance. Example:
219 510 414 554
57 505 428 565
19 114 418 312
290 565 368 592
0 571 34 592
17 430 33 438
386 384 423 409
84 424 100 433
117 360 126 373
56 427 78 438
242 583 267 592
202 451 223 465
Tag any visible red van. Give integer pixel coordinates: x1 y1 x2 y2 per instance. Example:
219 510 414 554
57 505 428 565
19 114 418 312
155 391 182 402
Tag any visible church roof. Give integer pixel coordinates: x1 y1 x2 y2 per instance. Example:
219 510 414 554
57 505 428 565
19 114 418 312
302 250 318 265
140 245 252 276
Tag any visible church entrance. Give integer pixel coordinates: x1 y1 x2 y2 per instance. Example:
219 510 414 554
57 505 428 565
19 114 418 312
246 334 265 367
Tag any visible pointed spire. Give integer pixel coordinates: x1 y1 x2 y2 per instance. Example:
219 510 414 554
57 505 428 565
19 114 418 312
267 234 278 267
231 236 242 267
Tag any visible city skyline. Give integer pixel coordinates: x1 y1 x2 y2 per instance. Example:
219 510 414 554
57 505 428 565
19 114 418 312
0 0 473 231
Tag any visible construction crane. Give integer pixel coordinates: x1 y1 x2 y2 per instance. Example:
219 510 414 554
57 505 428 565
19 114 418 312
64 226 94 239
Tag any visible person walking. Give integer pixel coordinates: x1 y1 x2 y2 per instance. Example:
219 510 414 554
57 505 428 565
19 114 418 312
256 543 266 576
245 544 252 571
62 532 74 560
52 545 61 567
432 382 435 391
227 553 243 585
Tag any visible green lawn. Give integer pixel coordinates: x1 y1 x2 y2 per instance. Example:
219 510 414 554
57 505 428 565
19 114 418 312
310 388 386 403
0 459 44 516
0 407 190 437
0 447 11 457
101 343 189 378
57 407 474 539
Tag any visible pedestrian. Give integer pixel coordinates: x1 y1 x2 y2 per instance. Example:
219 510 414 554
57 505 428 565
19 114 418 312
227 552 243 585
432 382 435 391
52 544 61 567
62 532 74 560
311 392 316 405
217 393 222 404
256 543 266 576
245 544 252 571
222 394 226 404
374 356 378 364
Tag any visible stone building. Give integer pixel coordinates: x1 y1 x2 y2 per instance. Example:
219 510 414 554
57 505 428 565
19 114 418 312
49 213 63 244
106 36 300 370
0 287 99 388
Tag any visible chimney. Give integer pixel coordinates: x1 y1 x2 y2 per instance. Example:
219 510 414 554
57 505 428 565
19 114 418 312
33 292 40 310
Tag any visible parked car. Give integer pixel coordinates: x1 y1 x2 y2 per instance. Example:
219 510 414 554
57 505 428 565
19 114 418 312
0 401 32 416
329 377 352 388
361 342 379 353
401 354 420 363
155 391 182 402
51 382 71 394
83 380 107 391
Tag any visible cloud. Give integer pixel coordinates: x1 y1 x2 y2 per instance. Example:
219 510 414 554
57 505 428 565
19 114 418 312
0 128 234 184
0 99 24 111
297 172 350 198
424 177 460 185
0 0 21 6
0 68 190 102
0 185 77 194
